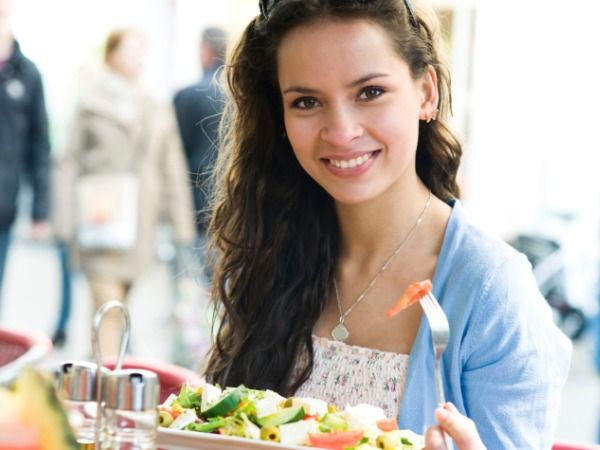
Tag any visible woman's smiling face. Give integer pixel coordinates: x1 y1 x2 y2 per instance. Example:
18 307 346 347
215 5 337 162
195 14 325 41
277 18 436 205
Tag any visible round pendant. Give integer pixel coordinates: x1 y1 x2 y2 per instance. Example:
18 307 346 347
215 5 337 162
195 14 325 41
331 323 350 342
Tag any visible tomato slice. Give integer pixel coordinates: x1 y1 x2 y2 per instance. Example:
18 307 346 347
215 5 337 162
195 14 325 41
376 418 399 432
386 279 432 318
168 405 182 420
308 430 364 450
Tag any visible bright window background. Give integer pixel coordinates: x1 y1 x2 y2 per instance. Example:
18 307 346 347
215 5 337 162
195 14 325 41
9 0 600 442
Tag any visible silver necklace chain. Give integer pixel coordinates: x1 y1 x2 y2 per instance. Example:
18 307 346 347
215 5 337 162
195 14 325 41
331 190 432 342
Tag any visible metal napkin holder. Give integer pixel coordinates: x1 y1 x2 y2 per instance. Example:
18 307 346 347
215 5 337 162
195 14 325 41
92 300 132 448
57 301 160 448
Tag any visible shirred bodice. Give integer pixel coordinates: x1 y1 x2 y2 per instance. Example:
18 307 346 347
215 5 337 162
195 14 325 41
294 335 409 418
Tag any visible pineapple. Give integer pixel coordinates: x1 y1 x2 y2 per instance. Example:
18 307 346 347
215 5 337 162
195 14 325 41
0 368 78 450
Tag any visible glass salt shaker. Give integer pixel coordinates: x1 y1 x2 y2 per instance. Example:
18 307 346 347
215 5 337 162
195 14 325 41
102 369 160 450
56 360 106 446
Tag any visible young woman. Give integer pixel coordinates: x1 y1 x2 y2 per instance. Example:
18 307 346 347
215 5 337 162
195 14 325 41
204 1 571 448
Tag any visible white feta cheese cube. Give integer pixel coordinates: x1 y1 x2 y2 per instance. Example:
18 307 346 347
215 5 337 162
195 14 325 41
200 383 222 412
292 397 328 418
264 389 286 404
255 397 280 419
168 408 198 430
279 419 318 446
343 404 387 441
160 393 178 408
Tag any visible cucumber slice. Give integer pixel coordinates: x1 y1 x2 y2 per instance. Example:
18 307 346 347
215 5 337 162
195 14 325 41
187 417 226 433
256 406 305 428
201 389 242 418
320 412 348 432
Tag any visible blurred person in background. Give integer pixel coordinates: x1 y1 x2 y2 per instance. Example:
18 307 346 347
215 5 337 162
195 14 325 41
53 27 196 357
49 184 72 347
168 28 228 369
0 0 50 311
173 26 227 280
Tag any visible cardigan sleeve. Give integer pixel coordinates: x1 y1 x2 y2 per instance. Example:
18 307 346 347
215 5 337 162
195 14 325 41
460 253 572 450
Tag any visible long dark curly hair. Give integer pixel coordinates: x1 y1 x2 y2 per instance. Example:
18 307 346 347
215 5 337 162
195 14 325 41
204 0 462 396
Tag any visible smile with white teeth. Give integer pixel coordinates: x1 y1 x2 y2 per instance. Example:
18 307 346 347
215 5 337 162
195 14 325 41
328 152 374 169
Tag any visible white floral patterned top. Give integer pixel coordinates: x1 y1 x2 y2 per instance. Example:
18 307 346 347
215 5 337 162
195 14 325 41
294 335 409 418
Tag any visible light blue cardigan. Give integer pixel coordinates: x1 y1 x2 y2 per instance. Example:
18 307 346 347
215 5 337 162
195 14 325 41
398 200 572 449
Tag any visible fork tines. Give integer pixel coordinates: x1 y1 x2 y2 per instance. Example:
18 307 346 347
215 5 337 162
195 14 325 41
420 292 449 329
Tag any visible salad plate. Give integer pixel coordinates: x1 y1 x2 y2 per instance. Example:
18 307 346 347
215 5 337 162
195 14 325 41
158 427 309 450
158 383 424 450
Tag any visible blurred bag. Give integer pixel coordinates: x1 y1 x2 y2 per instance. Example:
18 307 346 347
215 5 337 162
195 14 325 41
75 172 139 250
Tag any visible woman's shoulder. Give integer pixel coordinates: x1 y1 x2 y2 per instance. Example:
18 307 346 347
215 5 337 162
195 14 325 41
436 200 552 327
439 202 568 351
439 200 529 289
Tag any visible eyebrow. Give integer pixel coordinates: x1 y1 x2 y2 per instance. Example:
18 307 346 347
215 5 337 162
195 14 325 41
282 72 390 95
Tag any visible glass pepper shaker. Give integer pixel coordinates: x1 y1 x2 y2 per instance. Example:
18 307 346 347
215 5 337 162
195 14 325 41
102 369 160 450
56 360 105 447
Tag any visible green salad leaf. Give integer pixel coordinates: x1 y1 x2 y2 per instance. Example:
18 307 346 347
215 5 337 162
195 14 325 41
175 385 202 411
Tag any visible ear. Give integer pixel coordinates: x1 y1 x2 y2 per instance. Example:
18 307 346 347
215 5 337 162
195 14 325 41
418 65 439 122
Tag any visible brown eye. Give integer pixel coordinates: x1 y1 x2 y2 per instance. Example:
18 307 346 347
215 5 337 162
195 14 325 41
358 86 385 100
292 96 320 110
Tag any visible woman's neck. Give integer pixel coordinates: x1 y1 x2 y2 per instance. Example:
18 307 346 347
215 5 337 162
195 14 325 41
335 179 432 272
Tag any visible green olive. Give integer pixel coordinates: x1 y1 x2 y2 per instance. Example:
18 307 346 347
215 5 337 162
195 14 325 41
260 425 281 442
283 397 294 408
159 410 174 427
376 432 400 450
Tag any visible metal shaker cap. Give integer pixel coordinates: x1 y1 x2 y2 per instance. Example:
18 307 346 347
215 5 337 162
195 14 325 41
103 369 160 411
57 360 103 402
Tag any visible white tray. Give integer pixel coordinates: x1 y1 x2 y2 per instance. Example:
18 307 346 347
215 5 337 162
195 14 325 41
157 428 310 450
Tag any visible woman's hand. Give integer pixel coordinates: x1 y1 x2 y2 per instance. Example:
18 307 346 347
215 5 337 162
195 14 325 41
425 402 486 450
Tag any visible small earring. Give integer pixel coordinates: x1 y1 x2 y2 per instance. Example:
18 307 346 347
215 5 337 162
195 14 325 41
426 110 438 124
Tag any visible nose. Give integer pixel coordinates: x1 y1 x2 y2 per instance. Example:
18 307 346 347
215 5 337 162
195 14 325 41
320 105 363 147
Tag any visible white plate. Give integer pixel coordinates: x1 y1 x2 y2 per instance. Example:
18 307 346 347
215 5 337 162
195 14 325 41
157 428 310 450
158 426 425 450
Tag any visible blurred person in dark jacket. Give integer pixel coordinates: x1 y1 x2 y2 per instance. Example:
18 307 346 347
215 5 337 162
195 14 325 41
173 27 227 277
0 0 50 307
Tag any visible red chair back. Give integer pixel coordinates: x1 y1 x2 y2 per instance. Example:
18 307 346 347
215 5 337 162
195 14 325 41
0 327 52 384
553 443 600 450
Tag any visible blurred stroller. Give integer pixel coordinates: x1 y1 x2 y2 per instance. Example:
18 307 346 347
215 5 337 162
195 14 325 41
510 234 587 341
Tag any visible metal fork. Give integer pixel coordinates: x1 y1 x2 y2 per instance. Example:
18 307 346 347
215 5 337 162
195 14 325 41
419 291 452 448
420 291 449 405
